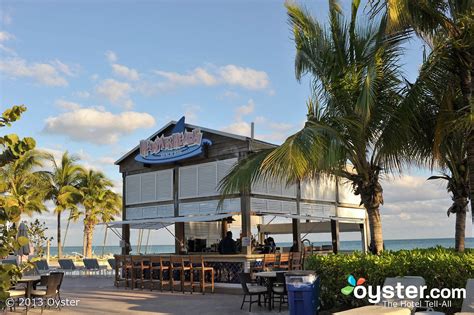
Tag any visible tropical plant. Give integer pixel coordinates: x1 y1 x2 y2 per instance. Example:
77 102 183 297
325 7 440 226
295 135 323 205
370 0 474 216
0 105 35 303
219 1 412 254
41 152 83 258
78 169 121 257
27 219 52 257
0 150 48 224
406 67 469 251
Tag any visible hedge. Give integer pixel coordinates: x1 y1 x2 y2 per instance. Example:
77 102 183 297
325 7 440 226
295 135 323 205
305 247 474 314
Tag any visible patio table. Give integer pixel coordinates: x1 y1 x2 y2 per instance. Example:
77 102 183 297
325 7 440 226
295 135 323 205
17 275 41 299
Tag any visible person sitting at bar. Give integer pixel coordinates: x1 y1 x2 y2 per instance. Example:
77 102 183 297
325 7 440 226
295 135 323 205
267 237 276 253
218 231 237 254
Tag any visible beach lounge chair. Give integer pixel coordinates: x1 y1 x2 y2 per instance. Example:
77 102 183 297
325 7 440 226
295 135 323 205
34 260 56 275
58 259 83 276
1 259 18 266
455 279 474 315
83 258 108 276
334 276 426 315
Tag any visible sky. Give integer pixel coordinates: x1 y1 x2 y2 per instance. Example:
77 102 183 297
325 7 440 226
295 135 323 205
1 0 471 248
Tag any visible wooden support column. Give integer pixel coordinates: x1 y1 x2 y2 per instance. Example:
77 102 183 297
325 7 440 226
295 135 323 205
121 173 130 255
240 188 252 255
221 219 228 239
330 219 340 254
173 166 184 254
292 180 302 252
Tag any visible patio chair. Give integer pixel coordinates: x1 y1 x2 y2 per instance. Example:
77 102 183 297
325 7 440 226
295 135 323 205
31 272 64 314
83 258 108 276
272 271 288 312
58 259 83 276
6 288 25 312
263 254 276 271
239 272 268 312
189 255 215 294
455 278 474 315
334 276 426 315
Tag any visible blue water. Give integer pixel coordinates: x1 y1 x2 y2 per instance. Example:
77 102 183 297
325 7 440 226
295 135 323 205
49 238 473 256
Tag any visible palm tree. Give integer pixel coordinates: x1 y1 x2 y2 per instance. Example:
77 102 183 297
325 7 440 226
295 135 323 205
0 150 47 224
220 1 412 254
41 152 83 258
370 0 474 217
406 66 469 251
78 169 121 258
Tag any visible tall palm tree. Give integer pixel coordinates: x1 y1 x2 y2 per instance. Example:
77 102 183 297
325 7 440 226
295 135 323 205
78 169 121 257
407 66 469 251
41 152 83 258
370 0 474 217
0 150 47 224
220 1 412 254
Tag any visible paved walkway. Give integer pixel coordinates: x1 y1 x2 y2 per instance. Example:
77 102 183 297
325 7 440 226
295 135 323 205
7 276 288 314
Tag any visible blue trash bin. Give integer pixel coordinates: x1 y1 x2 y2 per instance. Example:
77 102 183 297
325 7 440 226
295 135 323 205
286 271 320 315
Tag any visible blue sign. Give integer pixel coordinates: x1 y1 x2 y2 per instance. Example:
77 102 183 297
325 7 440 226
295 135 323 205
135 117 212 164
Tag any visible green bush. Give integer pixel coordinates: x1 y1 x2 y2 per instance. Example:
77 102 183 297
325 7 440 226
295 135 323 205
305 247 474 314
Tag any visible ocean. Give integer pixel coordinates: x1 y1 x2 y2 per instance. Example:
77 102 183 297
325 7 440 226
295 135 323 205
49 237 474 256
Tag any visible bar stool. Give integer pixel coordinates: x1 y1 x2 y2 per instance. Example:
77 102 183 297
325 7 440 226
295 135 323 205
113 255 127 287
263 254 276 271
132 256 151 289
150 256 170 291
123 255 134 289
170 256 192 293
189 256 215 294
289 252 302 270
277 253 290 270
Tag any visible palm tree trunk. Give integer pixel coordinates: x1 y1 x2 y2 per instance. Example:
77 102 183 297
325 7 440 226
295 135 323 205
460 68 473 217
367 206 384 255
62 214 72 254
57 212 62 259
86 224 94 258
455 199 468 252
82 225 87 257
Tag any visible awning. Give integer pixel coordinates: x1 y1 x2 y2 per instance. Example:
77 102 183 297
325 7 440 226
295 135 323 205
101 212 237 230
256 212 365 224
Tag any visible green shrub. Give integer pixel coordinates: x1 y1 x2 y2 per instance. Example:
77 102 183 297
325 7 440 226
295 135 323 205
305 247 474 314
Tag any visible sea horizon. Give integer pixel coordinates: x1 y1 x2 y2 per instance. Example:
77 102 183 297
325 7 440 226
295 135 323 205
47 237 474 256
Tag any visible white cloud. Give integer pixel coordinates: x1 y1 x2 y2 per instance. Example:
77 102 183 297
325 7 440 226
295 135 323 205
236 99 255 119
105 50 118 63
0 31 13 42
183 104 201 124
111 63 139 81
73 90 90 98
43 106 155 144
222 121 251 137
0 57 75 86
218 65 269 90
96 78 134 109
55 99 82 111
155 67 218 87
152 64 270 92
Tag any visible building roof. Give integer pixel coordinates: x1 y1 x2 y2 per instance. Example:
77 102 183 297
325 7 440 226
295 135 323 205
115 120 277 165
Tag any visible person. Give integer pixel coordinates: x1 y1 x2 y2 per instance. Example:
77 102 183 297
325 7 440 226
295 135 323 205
267 237 276 253
218 231 237 254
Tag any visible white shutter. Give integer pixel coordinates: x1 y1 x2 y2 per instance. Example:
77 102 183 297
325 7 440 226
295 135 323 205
251 198 267 213
140 173 156 202
251 179 267 194
222 198 240 213
156 169 173 201
179 166 198 198
267 181 282 196
314 176 336 201
282 183 297 198
281 201 297 214
180 202 197 216
126 207 143 219
142 206 157 218
199 200 219 215
126 175 140 205
198 163 217 196
217 158 237 183
157 204 174 217
267 200 282 213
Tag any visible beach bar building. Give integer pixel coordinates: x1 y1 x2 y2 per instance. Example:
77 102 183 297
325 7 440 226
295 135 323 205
110 117 368 281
